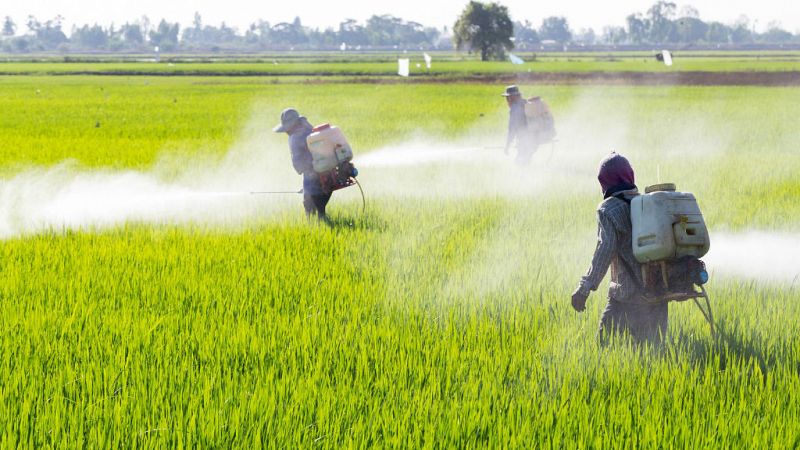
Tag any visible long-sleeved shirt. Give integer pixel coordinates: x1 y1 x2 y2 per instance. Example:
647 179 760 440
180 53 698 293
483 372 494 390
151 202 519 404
287 119 325 196
506 99 530 150
577 189 645 303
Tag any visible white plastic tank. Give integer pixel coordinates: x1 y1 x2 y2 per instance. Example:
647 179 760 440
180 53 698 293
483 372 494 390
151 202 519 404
631 183 710 263
306 123 353 173
524 97 551 120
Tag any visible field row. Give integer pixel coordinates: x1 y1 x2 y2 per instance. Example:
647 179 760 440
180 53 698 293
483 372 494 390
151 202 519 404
1 54 800 77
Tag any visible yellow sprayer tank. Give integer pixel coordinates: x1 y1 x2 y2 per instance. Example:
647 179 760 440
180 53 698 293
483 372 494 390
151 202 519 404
631 183 710 263
306 123 353 173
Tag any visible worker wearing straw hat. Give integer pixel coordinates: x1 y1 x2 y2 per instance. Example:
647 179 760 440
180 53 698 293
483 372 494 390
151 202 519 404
502 85 537 166
274 108 332 224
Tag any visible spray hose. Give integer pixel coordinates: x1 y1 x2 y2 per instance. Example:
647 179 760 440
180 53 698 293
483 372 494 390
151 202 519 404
249 178 366 216
249 189 303 194
354 178 366 215
692 285 716 337
649 286 715 337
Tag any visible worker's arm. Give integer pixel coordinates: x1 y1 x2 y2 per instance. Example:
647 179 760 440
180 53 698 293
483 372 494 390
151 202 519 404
505 105 526 153
289 135 314 175
504 132 514 155
505 119 516 152
577 210 617 296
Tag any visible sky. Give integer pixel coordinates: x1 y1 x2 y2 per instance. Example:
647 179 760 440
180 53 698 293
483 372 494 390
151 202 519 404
3 0 799 34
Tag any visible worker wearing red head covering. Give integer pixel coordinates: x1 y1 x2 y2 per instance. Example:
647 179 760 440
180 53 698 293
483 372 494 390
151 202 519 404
572 152 668 345
597 151 637 198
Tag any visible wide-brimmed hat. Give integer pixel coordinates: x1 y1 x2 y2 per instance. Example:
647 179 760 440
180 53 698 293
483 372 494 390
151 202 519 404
273 108 303 132
501 85 521 97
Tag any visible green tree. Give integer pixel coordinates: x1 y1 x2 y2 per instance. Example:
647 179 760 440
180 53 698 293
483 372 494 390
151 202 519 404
761 22 793 43
25 15 67 49
149 19 179 50
601 26 627 45
647 1 677 43
730 25 752 44
453 1 513 61
625 14 648 43
513 20 539 50
2 16 15 37
365 15 437 47
71 24 109 49
705 21 730 43
270 17 307 46
120 23 144 45
675 16 708 43
339 19 367 46
575 28 596 45
539 16 572 43
729 16 753 44
245 20 270 46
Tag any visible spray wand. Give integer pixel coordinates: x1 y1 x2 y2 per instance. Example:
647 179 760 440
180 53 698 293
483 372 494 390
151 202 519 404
249 189 304 195
250 184 366 214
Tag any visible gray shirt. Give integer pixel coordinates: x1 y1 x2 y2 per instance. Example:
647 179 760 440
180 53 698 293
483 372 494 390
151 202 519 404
506 99 530 149
288 118 324 196
577 189 645 303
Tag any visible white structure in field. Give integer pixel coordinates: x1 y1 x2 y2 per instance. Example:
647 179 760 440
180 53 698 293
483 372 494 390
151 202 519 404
662 50 673 66
398 58 410 77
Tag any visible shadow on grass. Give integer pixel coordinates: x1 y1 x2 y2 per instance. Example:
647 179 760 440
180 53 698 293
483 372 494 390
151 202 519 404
325 211 388 232
671 319 795 378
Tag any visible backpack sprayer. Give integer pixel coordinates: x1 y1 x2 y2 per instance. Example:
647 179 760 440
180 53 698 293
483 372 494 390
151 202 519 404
251 123 365 213
524 97 558 162
631 183 714 334
306 123 364 212
523 96 557 147
306 123 359 191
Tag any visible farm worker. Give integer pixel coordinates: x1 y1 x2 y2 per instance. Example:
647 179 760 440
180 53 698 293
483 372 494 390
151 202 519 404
502 85 556 165
273 108 332 224
502 85 536 165
570 152 668 345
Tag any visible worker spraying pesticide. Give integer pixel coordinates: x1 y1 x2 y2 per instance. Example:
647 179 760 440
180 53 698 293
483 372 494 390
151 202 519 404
571 152 712 345
273 108 360 224
502 85 556 166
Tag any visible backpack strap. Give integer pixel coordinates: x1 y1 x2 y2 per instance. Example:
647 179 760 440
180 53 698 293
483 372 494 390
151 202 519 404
609 192 665 302
611 191 631 205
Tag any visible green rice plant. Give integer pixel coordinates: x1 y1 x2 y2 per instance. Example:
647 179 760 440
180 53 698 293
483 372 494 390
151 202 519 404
0 72 798 447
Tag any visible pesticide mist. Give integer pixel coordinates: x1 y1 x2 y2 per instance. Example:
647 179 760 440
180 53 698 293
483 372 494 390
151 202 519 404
0 115 301 238
705 231 800 283
0 92 623 238
2 88 796 286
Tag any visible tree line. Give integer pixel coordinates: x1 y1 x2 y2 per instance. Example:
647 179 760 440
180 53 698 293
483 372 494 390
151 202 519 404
511 2 798 50
0 13 443 53
1 1 799 54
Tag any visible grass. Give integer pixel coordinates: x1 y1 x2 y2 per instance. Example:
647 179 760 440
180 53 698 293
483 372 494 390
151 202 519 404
0 71 799 447
1 50 799 76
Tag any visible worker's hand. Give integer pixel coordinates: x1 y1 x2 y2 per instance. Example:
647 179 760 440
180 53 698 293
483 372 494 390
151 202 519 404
571 288 588 312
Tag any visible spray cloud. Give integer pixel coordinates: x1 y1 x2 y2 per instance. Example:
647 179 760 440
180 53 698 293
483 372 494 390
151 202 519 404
1 87 797 288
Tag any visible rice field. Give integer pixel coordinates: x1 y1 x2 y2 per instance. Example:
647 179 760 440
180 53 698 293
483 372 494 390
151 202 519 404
0 61 799 447
2 50 800 76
